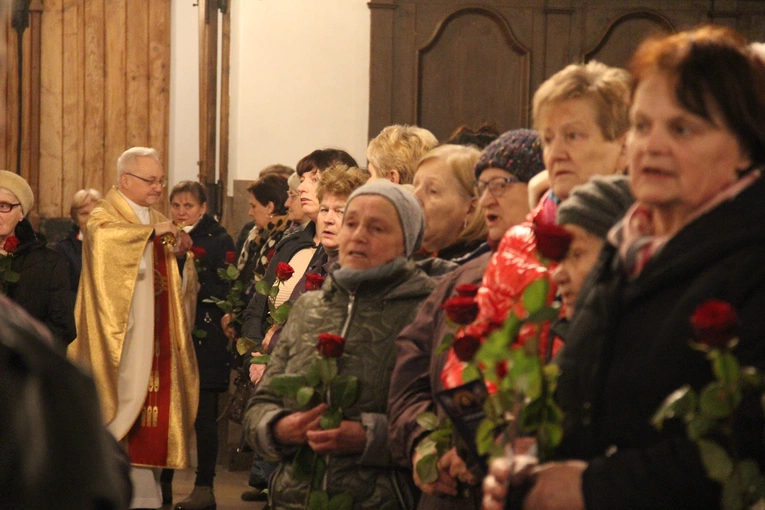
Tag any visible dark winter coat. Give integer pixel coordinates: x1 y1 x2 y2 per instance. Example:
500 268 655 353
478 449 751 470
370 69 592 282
54 224 83 308
555 177 765 509
388 252 490 510
245 261 436 510
239 221 321 344
179 214 236 391
0 294 132 509
6 218 75 349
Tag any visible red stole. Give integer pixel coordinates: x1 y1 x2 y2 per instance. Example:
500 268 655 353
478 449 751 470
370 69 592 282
126 237 173 466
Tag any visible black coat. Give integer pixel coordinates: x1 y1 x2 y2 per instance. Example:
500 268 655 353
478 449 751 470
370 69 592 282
555 177 765 509
179 214 236 392
54 224 82 308
239 221 322 344
6 218 75 350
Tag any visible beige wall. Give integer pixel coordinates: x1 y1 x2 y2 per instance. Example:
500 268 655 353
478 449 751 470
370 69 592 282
169 0 371 192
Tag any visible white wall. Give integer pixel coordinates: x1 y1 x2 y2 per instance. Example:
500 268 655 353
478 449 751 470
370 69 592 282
169 1 371 193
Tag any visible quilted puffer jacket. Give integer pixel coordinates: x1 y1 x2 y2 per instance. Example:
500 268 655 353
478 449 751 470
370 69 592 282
440 193 563 390
244 260 436 510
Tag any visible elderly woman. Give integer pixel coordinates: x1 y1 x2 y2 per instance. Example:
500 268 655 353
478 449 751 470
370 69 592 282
245 180 436 509
0 171 75 349
413 144 488 262
55 188 102 305
161 181 236 510
388 130 545 510
484 26 765 510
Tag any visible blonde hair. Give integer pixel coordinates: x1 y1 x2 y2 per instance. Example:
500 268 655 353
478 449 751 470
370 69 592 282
417 144 487 245
366 125 438 185
69 188 102 221
316 164 369 202
532 61 632 141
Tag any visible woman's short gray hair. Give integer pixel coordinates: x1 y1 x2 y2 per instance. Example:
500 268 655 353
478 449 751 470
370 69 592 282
117 147 160 177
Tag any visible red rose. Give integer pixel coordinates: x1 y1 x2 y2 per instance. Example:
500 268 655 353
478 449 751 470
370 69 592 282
496 360 508 380
532 222 573 262
452 334 481 362
691 299 739 349
455 283 479 298
275 262 295 282
305 272 325 291
3 236 19 254
190 246 206 259
225 251 237 264
317 333 345 358
442 296 479 325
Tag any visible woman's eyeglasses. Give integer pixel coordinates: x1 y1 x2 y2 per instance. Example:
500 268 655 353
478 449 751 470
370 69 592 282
0 202 21 213
474 176 521 198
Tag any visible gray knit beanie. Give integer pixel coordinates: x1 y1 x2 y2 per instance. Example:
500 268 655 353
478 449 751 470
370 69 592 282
344 180 424 257
557 175 634 238
474 129 545 182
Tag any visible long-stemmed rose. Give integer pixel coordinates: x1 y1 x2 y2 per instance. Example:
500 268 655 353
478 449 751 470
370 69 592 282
269 333 358 509
0 235 21 294
304 273 325 292
203 249 248 351
653 299 765 510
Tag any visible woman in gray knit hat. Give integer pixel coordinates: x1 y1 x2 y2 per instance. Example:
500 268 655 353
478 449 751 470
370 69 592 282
245 180 436 510
553 174 633 320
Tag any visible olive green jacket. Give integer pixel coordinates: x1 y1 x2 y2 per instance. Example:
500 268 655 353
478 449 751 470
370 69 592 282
244 261 436 509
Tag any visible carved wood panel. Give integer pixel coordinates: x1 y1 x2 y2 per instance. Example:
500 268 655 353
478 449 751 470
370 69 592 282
369 0 765 142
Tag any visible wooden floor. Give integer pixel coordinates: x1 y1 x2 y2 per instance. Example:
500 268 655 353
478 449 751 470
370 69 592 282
165 468 266 510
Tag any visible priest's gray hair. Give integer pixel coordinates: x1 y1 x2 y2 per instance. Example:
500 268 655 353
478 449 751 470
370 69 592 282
117 147 161 177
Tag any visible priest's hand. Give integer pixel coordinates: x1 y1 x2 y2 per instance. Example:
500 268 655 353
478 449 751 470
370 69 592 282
154 221 177 237
177 231 193 253
273 404 328 445
306 420 366 455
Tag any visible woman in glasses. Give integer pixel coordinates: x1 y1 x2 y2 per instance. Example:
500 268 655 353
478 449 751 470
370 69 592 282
0 170 75 349
388 129 545 510
413 144 487 265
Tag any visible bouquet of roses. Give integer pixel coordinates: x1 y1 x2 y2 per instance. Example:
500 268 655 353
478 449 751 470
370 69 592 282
653 300 765 510
269 332 358 509
0 235 20 294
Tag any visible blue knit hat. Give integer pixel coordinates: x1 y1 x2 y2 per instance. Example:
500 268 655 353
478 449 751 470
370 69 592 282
474 129 545 183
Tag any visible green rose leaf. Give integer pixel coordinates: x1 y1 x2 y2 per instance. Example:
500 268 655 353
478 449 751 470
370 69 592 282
297 386 315 408
522 278 549 315
226 264 239 280
216 268 228 280
268 374 308 398
462 363 482 383
313 454 326 489
269 285 280 298
306 359 321 387
526 305 560 324
317 357 338 386
435 332 455 355
686 414 715 441
272 301 293 324
416 412 440 432
699 382 736 419
330 375 358 409
697 438 733 483
328 492 354 510
193 328 207 339
255 279 271 297
416 452 439 484
250 355 270 365
216 301 233 314
475 417 497 456
713 351 740 387
236 337 259 356
308 489 329 510
4 270 20 283
415 437 437 456
233 280 245 292
320 409 343 430
652 385 697 429
292 445 315 482
721 476 745 510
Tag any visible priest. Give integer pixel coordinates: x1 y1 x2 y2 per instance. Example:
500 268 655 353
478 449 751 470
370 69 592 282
68 147 199 509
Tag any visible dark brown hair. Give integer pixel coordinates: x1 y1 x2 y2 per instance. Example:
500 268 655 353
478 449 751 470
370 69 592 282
295 149 358 177
629 25 765 167
169 181 207 204
247 174 289 215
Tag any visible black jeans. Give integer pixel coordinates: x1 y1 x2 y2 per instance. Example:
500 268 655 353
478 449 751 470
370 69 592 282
161 389 219 487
